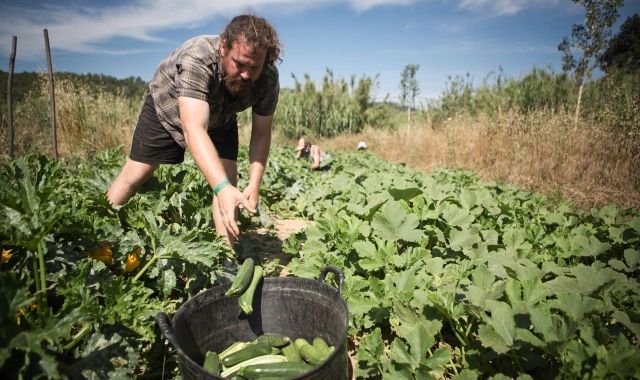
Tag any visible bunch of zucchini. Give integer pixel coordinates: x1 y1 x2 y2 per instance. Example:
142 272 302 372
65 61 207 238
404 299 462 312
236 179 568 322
224 258 263 315
202 333 335 379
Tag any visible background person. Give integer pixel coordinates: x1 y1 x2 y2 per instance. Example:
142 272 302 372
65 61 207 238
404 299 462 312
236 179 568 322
107 14 281 246
295 137 330 170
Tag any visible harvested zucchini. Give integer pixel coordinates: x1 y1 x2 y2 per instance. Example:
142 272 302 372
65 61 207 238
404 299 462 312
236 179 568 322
221 343 271 368
218 341 248 362
225 258 255 296
202 351 220 374
238 265 263 315
313 336 330 354
282 341 303 363
237 361 313 379
254 333 291 348
219 354 287 378
296 338 326 365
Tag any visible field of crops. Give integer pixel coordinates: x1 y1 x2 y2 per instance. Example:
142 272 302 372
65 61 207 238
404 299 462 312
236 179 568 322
1 145 639 379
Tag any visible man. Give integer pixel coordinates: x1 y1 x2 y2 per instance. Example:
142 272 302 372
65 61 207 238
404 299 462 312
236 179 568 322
107 15 281 245
295 137 330 170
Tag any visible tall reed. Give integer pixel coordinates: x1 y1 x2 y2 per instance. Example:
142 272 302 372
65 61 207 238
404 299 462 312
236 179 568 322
272 69 379 139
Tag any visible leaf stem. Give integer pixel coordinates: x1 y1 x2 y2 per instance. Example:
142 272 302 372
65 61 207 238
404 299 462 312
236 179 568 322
32 256 42 305
132 254 157 282
37 241 48 312
449 351 459 375
63 323 92 351
132 236 161 282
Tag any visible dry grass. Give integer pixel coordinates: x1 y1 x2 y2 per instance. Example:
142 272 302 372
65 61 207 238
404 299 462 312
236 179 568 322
51 80 142 157
305 111 639 211
0 77 141 158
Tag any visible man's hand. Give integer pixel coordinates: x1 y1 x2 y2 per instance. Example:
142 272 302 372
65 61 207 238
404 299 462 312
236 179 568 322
242 183 261 215
215 185 255 238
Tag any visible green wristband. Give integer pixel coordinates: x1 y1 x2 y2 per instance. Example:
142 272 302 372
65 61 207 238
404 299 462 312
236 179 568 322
213 179 231 195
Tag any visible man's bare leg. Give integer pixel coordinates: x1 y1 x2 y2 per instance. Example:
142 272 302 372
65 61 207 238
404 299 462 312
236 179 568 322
212 159 239 245
107 159 157 205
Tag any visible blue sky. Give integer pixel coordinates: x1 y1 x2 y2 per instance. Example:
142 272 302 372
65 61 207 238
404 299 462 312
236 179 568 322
1 0 638 102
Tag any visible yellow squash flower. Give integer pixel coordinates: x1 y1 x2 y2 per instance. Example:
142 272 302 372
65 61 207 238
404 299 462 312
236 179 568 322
1 248 13 265
124 247 142 273
16 307 26 325
88 244 113 265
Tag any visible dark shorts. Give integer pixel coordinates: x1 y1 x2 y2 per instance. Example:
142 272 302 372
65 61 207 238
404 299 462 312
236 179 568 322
129 94 239 164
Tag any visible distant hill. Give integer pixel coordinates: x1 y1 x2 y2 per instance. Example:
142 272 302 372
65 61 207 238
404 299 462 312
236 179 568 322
0 71 148 104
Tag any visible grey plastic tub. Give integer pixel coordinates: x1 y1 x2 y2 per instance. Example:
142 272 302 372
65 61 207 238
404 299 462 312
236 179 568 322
156 266 349 380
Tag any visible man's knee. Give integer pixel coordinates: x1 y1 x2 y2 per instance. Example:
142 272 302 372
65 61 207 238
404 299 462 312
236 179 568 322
108 160 156 202
123 160 157 186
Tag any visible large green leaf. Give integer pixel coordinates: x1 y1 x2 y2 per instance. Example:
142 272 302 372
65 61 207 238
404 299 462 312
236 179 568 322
355 328 385 378
572 234 611 257
423 347 451 369
612 310 640 338
552 293 602 322
624 248 639 269
477 325 510 354
353 240 386 271
520 276 549 305
529 305 574 342
502 227 532 253
389 337 419 367
404 322 434 365
592 335 640 378
347 293 380 318
449 226 482 253
156 228 225 266
484 300 516 347
371 201 422 242
441 204 475 228
543 264 620 296
70 329 140 379
388 187 423 202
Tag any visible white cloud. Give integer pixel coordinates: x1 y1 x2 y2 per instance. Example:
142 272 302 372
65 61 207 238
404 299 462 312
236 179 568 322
455 0 561 17
349 0 418 12
0 0 306 59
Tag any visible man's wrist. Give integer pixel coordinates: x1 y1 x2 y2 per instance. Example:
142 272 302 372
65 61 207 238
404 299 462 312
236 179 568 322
213 179 231 195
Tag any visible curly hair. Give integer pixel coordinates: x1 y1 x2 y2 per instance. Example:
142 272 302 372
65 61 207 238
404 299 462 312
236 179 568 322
221 14 282 65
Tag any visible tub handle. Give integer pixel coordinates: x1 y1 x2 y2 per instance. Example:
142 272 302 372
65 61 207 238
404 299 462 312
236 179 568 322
156 312 189 359
320 265 344 293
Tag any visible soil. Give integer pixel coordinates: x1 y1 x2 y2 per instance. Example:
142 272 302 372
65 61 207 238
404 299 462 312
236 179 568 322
237 217 311 276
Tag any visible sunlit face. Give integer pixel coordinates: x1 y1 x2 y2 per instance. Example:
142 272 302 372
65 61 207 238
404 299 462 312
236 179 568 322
220 37 266 97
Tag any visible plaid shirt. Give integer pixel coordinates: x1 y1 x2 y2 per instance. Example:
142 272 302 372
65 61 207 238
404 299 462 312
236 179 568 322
148 35 279 147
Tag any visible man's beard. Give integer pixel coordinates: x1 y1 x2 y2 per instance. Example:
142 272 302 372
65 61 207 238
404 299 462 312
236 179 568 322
224 75 253 97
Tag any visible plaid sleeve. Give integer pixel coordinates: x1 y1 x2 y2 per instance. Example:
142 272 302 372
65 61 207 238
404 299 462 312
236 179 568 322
175 54 211 101
253 66 280 116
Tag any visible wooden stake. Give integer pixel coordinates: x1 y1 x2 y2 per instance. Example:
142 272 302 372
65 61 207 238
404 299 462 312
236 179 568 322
43 29 58 160
7 36 17 158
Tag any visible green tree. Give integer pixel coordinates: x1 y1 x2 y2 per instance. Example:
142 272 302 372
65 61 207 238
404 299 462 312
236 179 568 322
557 0 623 125
600 13 640 73
399 64 420 129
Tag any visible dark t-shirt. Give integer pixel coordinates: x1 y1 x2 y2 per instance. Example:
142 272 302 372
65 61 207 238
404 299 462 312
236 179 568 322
148 35 279 147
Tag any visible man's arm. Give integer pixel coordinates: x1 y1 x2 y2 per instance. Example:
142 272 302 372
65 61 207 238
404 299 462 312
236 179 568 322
243 111 273 210
179 96 253 237
310 145 321 169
